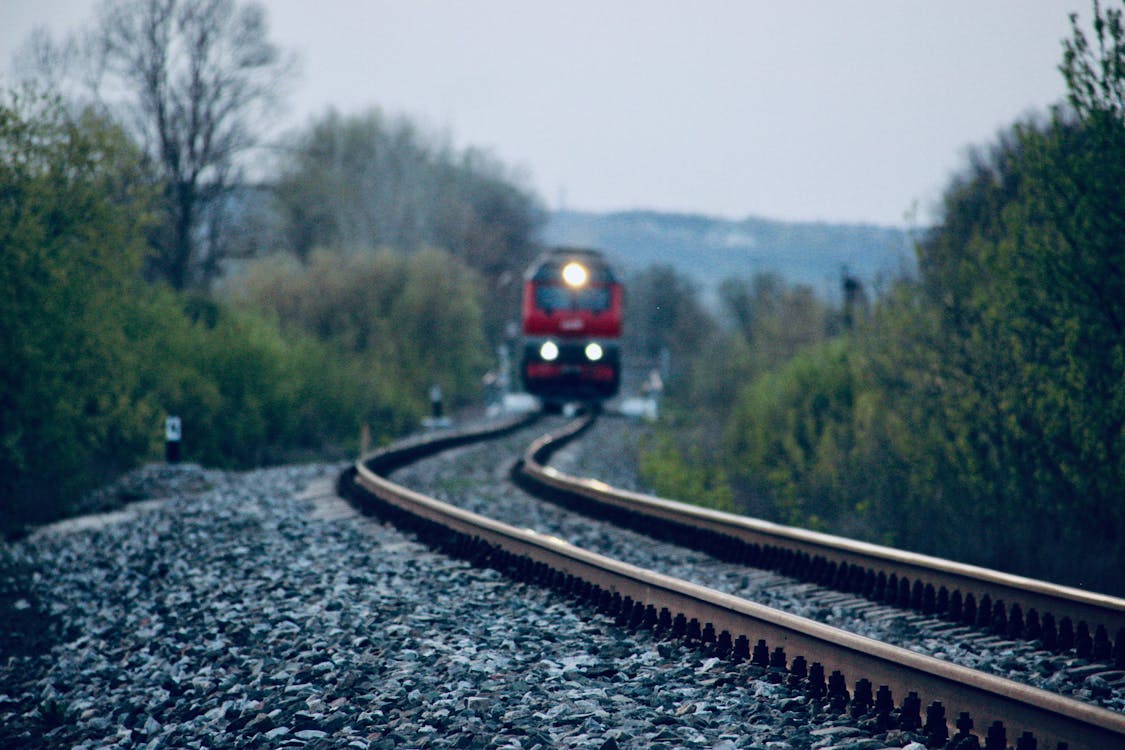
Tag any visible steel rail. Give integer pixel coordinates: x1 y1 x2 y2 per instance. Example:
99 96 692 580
342 417 1125 750
516 413 1125 668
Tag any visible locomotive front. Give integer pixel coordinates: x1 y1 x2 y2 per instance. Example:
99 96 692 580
520 248 622 405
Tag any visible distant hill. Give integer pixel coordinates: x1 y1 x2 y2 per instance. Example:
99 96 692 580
541 209 918 301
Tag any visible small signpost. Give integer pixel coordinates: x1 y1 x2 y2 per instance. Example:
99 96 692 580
422 385 452 429
430 384 443 420
165 415 182 463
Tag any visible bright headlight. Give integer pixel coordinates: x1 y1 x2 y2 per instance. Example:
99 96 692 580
585 342 604 361
540 341 559 361
561 262 588 288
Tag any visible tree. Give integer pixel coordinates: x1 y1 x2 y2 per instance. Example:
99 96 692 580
1061 0 1125 119
839 0 1125 587
624 265 714 374
668 1 1125 592
0 89 157 529
19 0 294 289
232 247 490 412
273 108 543 342
718 273 827 366
274 110 429 260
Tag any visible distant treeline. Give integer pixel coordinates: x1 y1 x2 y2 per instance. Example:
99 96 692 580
637 4 1125 594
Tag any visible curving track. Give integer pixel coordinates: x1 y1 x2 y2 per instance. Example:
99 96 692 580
515 414 1125 670
340 412 1125 750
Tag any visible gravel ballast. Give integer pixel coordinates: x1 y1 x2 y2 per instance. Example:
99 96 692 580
395 416 1125 714
0 418 1054 749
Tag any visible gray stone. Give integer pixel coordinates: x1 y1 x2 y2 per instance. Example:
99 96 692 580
295 728 329 740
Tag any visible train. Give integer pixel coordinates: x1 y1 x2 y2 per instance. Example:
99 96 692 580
520 248 623 407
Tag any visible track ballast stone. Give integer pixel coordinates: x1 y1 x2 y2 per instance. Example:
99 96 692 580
1 437 943 749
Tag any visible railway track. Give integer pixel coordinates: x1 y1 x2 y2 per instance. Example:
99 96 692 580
515 414 1125 670
340 413 1125 750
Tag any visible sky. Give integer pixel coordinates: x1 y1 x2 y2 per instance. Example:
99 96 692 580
0 1 1094 227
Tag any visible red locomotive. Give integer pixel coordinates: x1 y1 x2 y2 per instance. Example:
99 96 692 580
520 248 623 406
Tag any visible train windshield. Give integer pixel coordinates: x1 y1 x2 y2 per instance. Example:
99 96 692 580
535 285 611 313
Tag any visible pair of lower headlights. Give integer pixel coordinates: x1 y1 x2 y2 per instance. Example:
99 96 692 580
540 341 604 362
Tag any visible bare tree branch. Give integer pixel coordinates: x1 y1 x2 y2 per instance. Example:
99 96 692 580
16 0 296 289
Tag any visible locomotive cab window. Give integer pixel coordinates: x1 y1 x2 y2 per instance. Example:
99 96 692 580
535 285 611 313
576 287 611 311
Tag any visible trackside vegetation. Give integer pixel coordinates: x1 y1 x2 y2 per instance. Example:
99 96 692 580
640 3 1125 594
3 0 544 536
1 94 156 529
0 90 521 535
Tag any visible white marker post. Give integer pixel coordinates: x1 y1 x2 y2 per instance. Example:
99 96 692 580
165 415 182 463
423 386 452 429
430 384 443 420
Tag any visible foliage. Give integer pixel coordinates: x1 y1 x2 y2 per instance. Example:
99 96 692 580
125 288 407 468
0 90 158 527
272 109 544 342
274 109 541 266
3 11 545 536
1061 0 1125 118
724 339 881 535
631 266 837 520
714 1 1125 592
230 247 490 417
639 429 735 514
0 89 471 533
875 2 1125 588
638 2 1125 594
16 0 295 290
719 107 1125 590
630 266 832 419
711 274 830 388
622 265 716 383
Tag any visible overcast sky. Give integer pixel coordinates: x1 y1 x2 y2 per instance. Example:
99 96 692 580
1 1 1093 226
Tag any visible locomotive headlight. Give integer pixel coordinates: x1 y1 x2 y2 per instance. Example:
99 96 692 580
561 262 588 288
585 342 604 361
540 341 560 361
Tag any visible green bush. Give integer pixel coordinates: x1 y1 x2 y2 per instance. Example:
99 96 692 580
231 246 490 418
725 339 863 531
126 286 415 467
639 430 735 514
0 92 159 530
1 90 510 534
